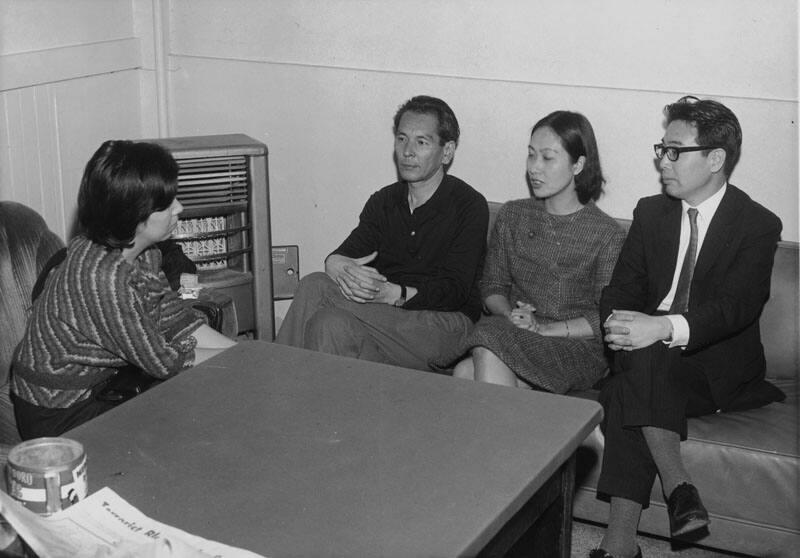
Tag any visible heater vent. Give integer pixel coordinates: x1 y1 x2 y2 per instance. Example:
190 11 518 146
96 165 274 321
175 155 249 210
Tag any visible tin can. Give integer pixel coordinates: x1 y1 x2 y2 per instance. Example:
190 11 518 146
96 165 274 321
6 437 87 515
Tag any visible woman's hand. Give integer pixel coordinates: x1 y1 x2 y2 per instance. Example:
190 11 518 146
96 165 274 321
510 301 538 332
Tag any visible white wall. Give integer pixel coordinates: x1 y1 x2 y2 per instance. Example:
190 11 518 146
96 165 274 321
0 0 155 239
1 0 797 264
164 0 799 285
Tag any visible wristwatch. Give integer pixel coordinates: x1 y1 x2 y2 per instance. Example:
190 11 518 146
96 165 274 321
394 284 407 307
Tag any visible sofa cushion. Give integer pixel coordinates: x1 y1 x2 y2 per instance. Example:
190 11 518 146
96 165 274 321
685 378 798 529
722 376 786 412
760 240 799 380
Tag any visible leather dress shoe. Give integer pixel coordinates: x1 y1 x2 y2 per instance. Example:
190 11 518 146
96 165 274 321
667 482 710 537
589 547 642 558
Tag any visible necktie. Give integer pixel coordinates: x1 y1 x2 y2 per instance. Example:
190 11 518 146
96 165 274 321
670 208 699 313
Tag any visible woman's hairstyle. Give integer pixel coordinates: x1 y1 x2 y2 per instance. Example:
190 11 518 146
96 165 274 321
531 111 605 204
78 140 179 249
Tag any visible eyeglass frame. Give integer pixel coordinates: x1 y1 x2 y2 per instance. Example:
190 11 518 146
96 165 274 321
653 143 723 162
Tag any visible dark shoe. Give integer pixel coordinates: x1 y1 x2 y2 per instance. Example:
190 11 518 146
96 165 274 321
589 547 642 558
667 482 710 537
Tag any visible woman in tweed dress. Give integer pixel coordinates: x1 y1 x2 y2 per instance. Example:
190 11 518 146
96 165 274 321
11 140 235 438
448 111 625 393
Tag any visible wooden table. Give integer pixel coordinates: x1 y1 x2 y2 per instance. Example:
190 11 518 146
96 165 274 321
68 341 602 557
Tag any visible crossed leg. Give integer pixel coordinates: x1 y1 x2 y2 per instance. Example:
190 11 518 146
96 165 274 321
453 346 531 389
596 344 717 556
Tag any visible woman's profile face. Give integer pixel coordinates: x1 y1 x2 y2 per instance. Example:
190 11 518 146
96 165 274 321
135 198 183 247
526 126 583 202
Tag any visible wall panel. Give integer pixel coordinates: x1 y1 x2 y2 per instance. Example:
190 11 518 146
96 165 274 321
0 0 134 54
0 71 143 239
169 0 797 101
1 0 146 239
0 39 140 91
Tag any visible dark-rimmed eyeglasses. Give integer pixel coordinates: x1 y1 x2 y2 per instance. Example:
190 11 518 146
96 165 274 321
653 143 721 162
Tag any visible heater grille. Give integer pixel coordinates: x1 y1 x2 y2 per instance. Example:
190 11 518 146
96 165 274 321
174 155 249 210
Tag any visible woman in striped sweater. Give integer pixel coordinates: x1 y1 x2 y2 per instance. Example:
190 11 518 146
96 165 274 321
11 140 235 439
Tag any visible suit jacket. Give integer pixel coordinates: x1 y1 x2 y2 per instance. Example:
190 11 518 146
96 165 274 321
600 185 782 410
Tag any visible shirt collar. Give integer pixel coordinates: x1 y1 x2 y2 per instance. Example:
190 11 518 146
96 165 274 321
682 183 727 222
393 175 451 214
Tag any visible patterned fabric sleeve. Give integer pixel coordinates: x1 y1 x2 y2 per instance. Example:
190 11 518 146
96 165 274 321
102 247 203 378
583 225 626 338
159 285 205 342
480 202 514 300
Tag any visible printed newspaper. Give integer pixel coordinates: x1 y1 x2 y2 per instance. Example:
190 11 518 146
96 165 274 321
0 487 265 558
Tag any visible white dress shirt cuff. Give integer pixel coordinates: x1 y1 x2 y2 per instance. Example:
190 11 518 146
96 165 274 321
663 314 690 348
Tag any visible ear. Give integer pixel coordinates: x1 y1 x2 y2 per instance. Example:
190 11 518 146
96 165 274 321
572 155 586 176
442 141 456 165
708 148 726 173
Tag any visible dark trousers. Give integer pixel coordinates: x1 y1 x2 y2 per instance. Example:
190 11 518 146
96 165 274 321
596 343 718 507
12 391 115 440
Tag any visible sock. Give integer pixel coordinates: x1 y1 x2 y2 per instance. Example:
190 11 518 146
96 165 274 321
642 425 690 497
600 496 641 557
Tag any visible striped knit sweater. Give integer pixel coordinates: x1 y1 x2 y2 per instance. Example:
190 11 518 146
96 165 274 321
12 235 204 408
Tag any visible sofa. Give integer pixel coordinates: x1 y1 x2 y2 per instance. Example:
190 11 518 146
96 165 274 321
486 201 799 557
0 201 65 455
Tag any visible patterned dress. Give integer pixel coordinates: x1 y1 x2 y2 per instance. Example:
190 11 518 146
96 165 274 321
445 198 626 393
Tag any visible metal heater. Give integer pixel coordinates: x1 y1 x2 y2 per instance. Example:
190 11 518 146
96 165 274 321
149 134 274 340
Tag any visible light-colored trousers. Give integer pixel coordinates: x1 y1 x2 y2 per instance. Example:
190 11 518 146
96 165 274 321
275 272 472 371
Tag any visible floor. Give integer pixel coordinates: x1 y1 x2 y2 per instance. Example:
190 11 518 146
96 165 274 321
571 520 752 558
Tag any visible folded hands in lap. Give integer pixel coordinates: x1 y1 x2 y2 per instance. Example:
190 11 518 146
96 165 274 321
509 301 538 332
604 310 672 351
325 252 394 304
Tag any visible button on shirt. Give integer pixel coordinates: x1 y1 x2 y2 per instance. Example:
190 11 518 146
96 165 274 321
659 185 727 346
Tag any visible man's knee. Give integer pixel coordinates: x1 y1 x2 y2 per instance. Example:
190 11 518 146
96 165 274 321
304 307 362 355
276 272 341 346
295 271 338 300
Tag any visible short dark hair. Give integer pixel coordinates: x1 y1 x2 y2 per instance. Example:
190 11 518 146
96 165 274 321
531 111 605 204
664 96 742 177
393 95 460 146
78 140 179 249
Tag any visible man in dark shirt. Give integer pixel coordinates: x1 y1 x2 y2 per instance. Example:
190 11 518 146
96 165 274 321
276 95 488 370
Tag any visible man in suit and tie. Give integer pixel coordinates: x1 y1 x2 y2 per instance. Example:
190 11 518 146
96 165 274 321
591 97 783 558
